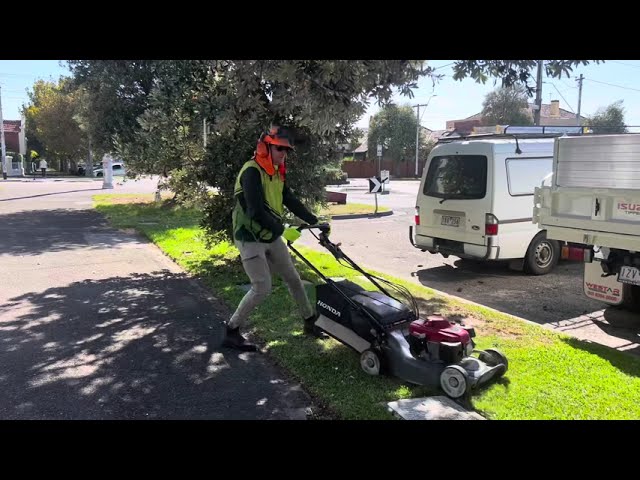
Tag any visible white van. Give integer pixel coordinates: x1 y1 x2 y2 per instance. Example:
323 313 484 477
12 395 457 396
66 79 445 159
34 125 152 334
410 135 559 275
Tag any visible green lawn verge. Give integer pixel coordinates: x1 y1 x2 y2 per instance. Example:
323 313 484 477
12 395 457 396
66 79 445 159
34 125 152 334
319 202 390 217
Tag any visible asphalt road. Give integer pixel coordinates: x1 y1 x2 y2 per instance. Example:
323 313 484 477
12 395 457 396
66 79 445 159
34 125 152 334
0 177 315 419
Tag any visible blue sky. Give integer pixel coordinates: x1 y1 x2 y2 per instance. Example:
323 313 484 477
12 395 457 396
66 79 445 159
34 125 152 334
0 60 70 120
2 60 640 131
357 60 640 131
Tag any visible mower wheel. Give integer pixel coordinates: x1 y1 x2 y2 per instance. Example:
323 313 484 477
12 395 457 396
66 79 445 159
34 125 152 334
480 348 509 374
360 349 385 376
440 365 469 399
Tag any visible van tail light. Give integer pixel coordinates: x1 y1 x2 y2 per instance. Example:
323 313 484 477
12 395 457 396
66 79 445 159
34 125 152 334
485 213 498 236
414 206 420 225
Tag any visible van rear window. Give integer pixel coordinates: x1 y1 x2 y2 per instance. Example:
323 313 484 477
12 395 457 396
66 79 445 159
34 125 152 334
423 155 487 200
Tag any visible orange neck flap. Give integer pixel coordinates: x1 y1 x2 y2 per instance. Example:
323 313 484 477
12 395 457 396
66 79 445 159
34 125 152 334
255 150 285 180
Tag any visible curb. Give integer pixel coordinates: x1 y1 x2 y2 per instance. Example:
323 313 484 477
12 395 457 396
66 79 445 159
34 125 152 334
1 177 95 182
330 210 394 220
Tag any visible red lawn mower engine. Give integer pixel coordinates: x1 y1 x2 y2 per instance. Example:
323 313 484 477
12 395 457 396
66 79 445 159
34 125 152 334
408 315 476 364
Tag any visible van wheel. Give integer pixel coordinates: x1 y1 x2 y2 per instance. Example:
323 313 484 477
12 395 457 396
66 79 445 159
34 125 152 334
524 232 559 275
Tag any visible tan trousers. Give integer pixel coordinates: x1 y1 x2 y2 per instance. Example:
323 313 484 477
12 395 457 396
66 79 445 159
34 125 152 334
228 238 313 329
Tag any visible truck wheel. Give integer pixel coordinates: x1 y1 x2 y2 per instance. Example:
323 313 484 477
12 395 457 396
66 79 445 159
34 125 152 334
524 233 559 275
622 284 640 312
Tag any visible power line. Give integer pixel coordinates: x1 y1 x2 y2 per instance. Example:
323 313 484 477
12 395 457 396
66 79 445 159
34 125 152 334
559 79 577 89
543 81 575 113
584 78 640 93
0 88 27 94
0 72 44 78
609 60 640 70
432 62 455 71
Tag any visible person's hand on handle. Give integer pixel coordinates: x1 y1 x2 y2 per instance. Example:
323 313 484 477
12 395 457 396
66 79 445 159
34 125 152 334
282 226 302 243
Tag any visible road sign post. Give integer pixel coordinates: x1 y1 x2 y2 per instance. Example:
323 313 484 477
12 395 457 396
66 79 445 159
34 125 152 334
374 189 378 214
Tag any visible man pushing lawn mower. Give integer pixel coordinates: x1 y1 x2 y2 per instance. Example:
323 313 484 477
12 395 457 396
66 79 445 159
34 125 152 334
223 126 320 351
223 125 508 399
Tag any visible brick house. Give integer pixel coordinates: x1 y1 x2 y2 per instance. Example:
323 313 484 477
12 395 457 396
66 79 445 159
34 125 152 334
446 100 586 134
2 119 27 176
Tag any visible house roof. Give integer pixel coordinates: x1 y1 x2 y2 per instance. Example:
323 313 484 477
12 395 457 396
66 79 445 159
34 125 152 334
448 102 584 128
350 128 369 154
2 120 21 134
354 140 368 153
461 112 484 122
534 103 578 120
424 129 446 142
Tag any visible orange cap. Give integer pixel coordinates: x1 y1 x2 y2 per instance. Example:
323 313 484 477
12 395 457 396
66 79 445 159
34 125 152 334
263 126 294 150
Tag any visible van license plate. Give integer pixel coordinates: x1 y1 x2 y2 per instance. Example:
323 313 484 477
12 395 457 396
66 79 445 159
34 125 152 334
618 266 640 286
441 216 460 227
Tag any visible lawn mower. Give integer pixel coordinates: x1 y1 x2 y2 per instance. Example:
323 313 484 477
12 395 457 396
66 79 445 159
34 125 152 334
287 224 508 399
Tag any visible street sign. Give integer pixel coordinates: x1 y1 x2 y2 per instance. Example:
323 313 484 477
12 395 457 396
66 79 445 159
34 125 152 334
377 144 382 157
369 176 382 193
380 169 390 194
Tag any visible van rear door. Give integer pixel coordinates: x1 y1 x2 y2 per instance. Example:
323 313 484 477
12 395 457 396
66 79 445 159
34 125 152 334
419 151 492 247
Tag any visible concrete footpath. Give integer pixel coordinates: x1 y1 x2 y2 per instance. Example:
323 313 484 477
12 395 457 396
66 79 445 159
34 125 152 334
0 178 316 419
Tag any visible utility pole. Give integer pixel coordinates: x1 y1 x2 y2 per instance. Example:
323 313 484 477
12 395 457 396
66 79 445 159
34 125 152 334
576 74 584 127
203 118 207 148
102 153 113 189
87 136 93 177
414 104 420 177
533 60 544 126
0 85 6 180
412 94 436 177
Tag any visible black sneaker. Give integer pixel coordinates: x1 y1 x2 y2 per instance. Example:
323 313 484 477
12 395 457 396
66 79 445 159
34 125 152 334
304 315 326 338
222 326 258 352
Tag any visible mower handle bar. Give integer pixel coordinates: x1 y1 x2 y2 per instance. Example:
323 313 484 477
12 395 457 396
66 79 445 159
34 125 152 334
296 223 331 234
288 223 395 301
293 223 342 259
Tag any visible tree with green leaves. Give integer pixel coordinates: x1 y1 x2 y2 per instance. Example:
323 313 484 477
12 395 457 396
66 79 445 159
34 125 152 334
587 100 628 134
64 59 598 237
367 104 422 162
68 60 428 236
480 86 533 126
452 60 598 95
23 78 86 173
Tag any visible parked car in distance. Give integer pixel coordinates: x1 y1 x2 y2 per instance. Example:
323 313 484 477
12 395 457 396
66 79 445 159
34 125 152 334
93 162 126 177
